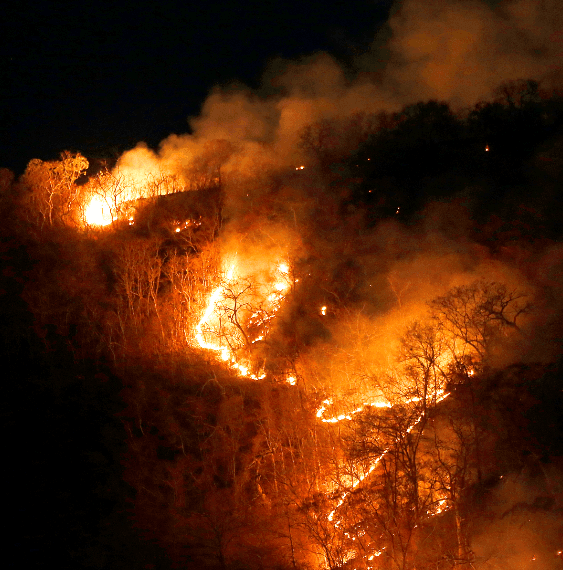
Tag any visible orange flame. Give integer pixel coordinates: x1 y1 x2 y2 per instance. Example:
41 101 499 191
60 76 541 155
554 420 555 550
194 259 290 379
84 196 113 226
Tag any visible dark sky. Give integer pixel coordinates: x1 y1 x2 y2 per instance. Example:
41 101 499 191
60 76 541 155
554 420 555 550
1 0 393 173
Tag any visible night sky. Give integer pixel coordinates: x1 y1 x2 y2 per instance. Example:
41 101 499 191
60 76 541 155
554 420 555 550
1 0 393 173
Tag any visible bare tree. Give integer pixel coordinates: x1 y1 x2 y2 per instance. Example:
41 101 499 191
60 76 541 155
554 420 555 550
429 280 531 362
112 237 164 349
22 151 88 230
82 166 130 225
425 407 477 567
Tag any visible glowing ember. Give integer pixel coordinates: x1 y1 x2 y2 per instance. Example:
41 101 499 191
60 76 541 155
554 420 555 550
320 305 327 315
368 549 384 560
429 497 450 516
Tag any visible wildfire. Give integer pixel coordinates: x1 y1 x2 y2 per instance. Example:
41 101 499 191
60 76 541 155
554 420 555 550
194 259 291 379
325 390 451 526
84 196 113 226
191 249 468 567
317 398 392 423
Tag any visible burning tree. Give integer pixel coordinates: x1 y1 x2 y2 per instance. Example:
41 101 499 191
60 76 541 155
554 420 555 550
309 280 533 569
83 166 185 227
194 260 292 378
83 166 130 226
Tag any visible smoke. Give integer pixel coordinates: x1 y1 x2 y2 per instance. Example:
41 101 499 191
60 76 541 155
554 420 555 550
282 207 542 400
106 0 563 388
378 0 563 106
471 467 563 569
113 0 563 209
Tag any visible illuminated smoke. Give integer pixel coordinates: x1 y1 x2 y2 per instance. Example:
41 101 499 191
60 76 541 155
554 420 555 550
374 0 563 106
84 1 563 230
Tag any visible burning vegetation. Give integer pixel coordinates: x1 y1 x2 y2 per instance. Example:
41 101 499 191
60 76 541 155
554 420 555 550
4 79 563 570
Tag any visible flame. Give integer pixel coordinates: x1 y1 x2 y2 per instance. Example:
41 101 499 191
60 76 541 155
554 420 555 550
194 259 290 379
325 390 451 524
429 498 449 516
192 249 463 560
84 196 113 226
368 549 384 559
318 399 392 423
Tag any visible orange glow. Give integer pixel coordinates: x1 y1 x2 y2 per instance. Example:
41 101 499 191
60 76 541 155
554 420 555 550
324 390 451 525
194 258 291 379
428 493 450 516
84 196 112 226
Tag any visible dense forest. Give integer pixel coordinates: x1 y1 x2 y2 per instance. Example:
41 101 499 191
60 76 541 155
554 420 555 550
3 79 563 570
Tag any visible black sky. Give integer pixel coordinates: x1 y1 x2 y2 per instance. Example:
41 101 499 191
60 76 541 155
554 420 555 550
1 0 393 174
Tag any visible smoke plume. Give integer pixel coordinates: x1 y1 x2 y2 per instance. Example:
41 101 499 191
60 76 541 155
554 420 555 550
110 0 563 392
